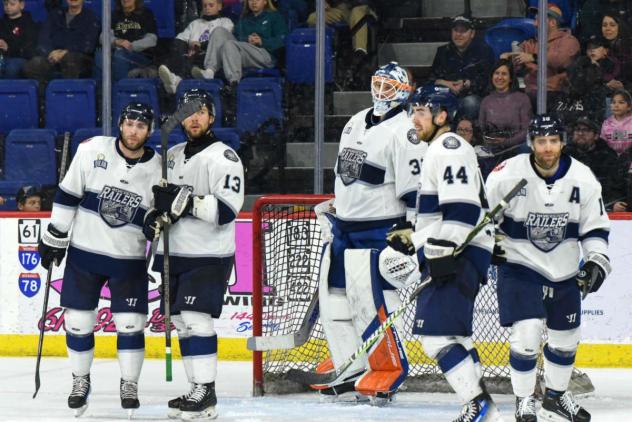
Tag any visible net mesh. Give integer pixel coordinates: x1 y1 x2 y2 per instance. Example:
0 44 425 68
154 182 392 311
254 199 593 395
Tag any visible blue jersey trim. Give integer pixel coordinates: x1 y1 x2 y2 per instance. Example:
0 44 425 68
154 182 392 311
336 160 386 185
54 187 82 207
117 332 145 350
400 191 417 209
578 228 609 243
217 198 237 225
66 333 95 352
79 191 146 229
418 194 439 214
500 216 579 241
68 246 146 278
510 351 537 372
441 202 480 227
332 216 404 233
188 335 218 356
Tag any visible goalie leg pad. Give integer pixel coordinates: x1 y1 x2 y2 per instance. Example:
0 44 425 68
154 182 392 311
181 310 218 384
113 312 146 382
345 249 409 396
543 327 580 392
509 318 544 397
65 308 96 377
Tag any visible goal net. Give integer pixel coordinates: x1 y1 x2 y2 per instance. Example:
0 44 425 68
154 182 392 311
251 195 594 396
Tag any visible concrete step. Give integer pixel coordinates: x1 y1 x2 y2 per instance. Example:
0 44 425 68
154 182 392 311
286 142 339 168
333 91 372 115
378 42 443 67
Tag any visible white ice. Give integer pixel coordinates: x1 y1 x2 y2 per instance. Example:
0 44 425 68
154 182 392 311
1 357 631 421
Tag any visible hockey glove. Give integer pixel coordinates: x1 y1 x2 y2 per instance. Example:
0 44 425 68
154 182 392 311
386 221 416 256
142 208 167 241
424 238 457 283
153 183 193 223
379 246 420 289
491 244 507 265
38 224 70 270
577 253 611 299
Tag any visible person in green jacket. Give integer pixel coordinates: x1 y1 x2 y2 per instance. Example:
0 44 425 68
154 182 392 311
191 0 287 91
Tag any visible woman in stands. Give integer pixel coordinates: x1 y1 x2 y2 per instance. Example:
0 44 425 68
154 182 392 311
601 13 632 94
477 58 532 178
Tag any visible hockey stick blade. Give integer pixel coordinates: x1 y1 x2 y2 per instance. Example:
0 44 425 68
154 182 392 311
161 99 203 136
287 178 528 387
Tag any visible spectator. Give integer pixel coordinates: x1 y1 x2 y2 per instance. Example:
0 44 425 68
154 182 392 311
16 185 41 211
479 59 532 150
0 0 38 78
502 3 580 105
600 89 632 154
23 0 100 83
454 116 482 146
95 0 157 82
613 147 632 211
567 35 620 122
307 1 377 59
578 0 632 43
600 13 632 92
190 0 288 92
0 195 5 206
429 15 495 120
564 115 623 207
158 0 234 95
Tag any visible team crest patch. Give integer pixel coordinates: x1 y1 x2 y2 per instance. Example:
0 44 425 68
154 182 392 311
524 212 569 252
442 136 461 149
93 153 108 170
343 124 353 134
338 147 367 186
167 154 175 169
407 128 420 145
97 185 143 228
224 149 239 162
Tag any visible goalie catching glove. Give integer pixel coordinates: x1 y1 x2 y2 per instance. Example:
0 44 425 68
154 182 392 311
424 238 457 283
38 224 70 269
576 253 611 298
386 221 416 255
152 183 193 222
378 246 420 289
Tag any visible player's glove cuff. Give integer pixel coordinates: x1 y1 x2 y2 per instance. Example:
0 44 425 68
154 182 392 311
425 238 457 282
38 224 69 270
577 253 611 298
386 221 415 255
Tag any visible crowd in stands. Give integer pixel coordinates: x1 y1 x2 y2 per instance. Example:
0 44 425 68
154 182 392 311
0 0 632 212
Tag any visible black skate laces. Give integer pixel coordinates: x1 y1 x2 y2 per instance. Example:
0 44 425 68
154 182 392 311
70 375 90 397
120 380 138 399
517 396 537 416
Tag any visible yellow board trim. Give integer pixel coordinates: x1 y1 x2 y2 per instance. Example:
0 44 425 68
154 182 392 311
2 335 631 368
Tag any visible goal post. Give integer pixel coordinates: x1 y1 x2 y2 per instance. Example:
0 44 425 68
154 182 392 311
250 195 594 397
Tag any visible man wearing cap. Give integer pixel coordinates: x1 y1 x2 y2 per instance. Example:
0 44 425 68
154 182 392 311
16 185 42 211
564 115 624 208
502 3 580 104
429 15 495 120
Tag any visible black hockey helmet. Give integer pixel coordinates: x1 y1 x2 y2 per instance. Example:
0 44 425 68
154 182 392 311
527 113 566 146
118 102 155 132
178 88 215 116
408 85 458 123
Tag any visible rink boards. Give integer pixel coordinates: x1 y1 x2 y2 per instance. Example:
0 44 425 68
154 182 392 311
0 212 631 367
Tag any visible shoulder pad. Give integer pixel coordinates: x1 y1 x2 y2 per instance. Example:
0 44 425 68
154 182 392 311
442 136 461 149
224 149 239 162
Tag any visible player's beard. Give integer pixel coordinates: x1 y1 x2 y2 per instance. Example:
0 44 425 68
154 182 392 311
184 122 210 139
121 135 146 152
534 148 561 172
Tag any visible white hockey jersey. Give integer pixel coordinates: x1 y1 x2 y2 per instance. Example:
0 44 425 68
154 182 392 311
485 153 610 283
334 107 427 226
51 136 161 277
411 132 494 277
155 139 244 272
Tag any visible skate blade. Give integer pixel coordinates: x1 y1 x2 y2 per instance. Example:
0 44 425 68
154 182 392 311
537 409 573 422
369 394 396 407
180 407 218 421
167 408 182 419
73 403 88 418
319 391 370 404
127 409 135 419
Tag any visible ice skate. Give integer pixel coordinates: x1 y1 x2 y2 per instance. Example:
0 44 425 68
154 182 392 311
179 382 218 421
318 380 369 404
515 395 537 421
68 373 91 417
120 379 139 419
167 384 194 419
453 392 504 422
370 390 397 407
538 389 590 422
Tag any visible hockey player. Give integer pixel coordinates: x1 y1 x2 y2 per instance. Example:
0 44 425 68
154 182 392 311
317 62 424 402
486 114 610 422
381 86 501 422
37 102 161 417
142 88 244 420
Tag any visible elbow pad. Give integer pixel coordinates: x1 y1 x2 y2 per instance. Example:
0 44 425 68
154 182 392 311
191 194 218 224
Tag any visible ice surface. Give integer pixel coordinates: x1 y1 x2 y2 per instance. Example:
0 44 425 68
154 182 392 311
1 357 631 421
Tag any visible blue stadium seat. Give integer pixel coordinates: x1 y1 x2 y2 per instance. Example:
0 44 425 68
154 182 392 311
176 79 224 128
243 68 282 79
144 0 175 38
0 80 39 134
236 78 283 134
71 127 103 158
0 180 27 211
285 28 334 84
485 18 537 59
214 128 241 151
81 0 113 19
147 129 185 153
112 78 161 131
3 129 57 185
45 79 97 134
24 0 47 22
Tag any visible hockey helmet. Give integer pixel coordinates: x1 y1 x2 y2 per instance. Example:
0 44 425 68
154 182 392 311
527 113 566 146
118 102 155 132
179 88 216 116
371 62 413 116
408 85 458 123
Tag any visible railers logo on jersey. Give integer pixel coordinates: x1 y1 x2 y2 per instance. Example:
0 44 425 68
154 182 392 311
97 185 143 227
524 212 569 252
338 147 367 185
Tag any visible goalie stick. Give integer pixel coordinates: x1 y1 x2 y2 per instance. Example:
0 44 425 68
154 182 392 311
157 99 204 382
286 178 528 387
34 131 71 399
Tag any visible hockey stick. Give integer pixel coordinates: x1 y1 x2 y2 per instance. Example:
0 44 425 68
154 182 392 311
34 131 71 399
159 99 204 382
287 178 528 387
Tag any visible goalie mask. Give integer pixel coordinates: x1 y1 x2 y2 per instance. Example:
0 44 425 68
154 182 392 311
527 113 566 147
371 62 413 116
118 102 155 133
